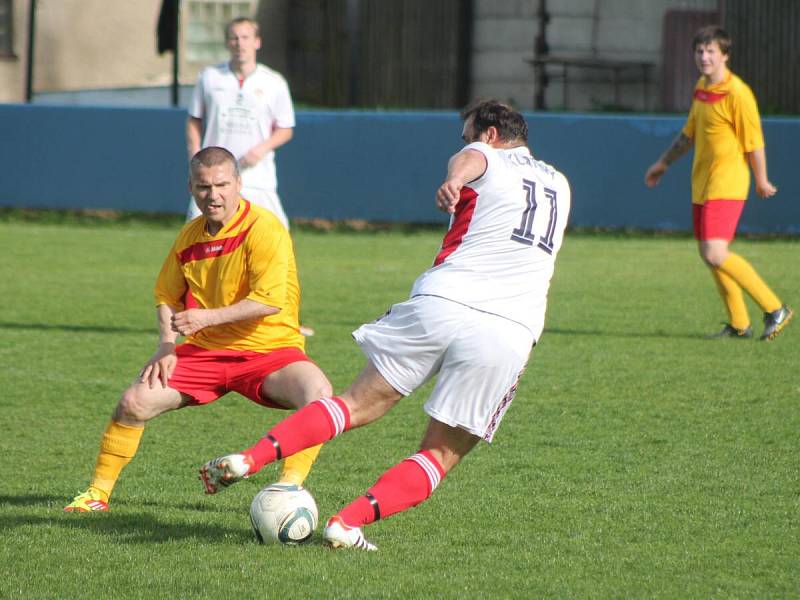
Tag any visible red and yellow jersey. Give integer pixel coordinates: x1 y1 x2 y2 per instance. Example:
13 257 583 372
154 200 304 352
682 70 765 204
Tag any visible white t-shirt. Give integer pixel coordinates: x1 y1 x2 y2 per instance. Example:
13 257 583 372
190 62 295 193
410 141 571 340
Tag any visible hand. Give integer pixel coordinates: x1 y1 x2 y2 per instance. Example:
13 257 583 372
644 160 668 188
755 179 777 198
436 177 463 214
171 308 214 337
139 343 178 389
239 147 265 168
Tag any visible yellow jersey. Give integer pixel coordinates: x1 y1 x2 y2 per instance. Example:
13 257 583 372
682 70 765 204
154 200 304 352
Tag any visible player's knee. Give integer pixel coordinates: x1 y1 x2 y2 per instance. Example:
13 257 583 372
700 249 725 267
114 387 152 423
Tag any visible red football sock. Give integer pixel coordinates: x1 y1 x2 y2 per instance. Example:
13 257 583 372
243 397 350 473
337 451 446 527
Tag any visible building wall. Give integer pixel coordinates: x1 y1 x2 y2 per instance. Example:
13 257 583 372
0 0 28 103
0 0 263 104
34 1 173 92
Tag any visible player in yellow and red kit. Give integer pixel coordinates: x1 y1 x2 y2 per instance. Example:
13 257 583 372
645 25 792 341
65 146 330 512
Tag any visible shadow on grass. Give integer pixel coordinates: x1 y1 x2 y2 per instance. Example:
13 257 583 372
0 494 251 545
545 327 706 340
0 321 152 335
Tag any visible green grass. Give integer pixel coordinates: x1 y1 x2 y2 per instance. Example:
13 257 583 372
0 220 798 599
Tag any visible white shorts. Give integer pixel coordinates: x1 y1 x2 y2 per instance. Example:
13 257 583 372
352 295 533 442
186 187 289 229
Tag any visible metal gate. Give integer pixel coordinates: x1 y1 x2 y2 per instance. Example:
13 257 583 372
285 0 471 108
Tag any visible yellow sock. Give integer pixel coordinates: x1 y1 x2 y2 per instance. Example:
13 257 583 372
89 420 144 501
719 253 782 313
710 267 750 330
279 444 322 486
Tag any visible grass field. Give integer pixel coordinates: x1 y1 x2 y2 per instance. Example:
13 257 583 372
0 218 797 598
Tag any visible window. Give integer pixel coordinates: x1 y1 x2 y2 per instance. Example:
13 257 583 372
185 0 255 64
0 0 14 58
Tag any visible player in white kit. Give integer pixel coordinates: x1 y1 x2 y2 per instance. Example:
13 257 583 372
199 100 571 550
186 18 295 229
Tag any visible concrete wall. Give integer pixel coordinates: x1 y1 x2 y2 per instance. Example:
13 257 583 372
0 0 251 103
470 0 718 111
1 104 798 234
0 1 30 103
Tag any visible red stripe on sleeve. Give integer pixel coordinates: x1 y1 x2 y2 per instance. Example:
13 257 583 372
433 186 478 266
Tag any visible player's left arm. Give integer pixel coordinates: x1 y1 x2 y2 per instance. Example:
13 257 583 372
736 86 776 198
170 298 279 337
240 79 296 167
239 127 294 167
747 148 777 198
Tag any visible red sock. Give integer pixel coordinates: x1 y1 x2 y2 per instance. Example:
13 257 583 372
243 397 350 473
336 450 446 527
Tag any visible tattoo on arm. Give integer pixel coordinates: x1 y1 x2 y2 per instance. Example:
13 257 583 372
662 134 692 166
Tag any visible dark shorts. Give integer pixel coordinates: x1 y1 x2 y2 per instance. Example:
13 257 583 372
692 200 745 241
168 344 312 408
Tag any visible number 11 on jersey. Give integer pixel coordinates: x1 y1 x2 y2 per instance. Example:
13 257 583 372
510 178 558 254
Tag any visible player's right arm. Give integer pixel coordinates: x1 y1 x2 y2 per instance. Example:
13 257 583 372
186 70 207 159
436 148 487 214
644 133 693 188
139 303 180 389
186 117 203 160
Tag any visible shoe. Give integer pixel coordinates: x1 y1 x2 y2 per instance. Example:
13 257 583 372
64 488 109 513
199 454 251 494
707 323 753 339
760 305 793 341
299 325 315 337
323 516 377 551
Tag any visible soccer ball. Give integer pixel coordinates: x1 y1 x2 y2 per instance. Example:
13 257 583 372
249 483 318 545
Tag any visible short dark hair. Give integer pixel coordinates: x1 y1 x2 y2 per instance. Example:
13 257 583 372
190 146 240 179
225 17 260 39
460 100 528 143
693 25 731 56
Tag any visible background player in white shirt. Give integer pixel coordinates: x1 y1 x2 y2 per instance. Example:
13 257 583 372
199 100 571 551
186 17 295 229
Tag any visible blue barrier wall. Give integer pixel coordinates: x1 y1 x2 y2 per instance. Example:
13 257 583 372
1 104 798 233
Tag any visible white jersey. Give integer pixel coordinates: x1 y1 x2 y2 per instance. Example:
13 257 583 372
410 141 571 340
190 62 295 194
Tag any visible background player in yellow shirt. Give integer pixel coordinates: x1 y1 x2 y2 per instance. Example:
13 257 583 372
645 25 792 341
65 146 331 512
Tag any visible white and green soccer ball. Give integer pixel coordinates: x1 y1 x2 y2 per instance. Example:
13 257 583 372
249 483 318 545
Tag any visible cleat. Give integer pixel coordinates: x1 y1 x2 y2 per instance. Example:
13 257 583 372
199 454 251 494
299 325 315 337
323 516 377 551
707 323 753 339
64 488 109 513
760 305 793 341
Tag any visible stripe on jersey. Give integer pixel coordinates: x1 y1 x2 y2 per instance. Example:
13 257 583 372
433 186 478 266
225 200 252 231
178 224 253 264
483 370 523 442
694 89 728 104
319 397 347 436
408 452 443 492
